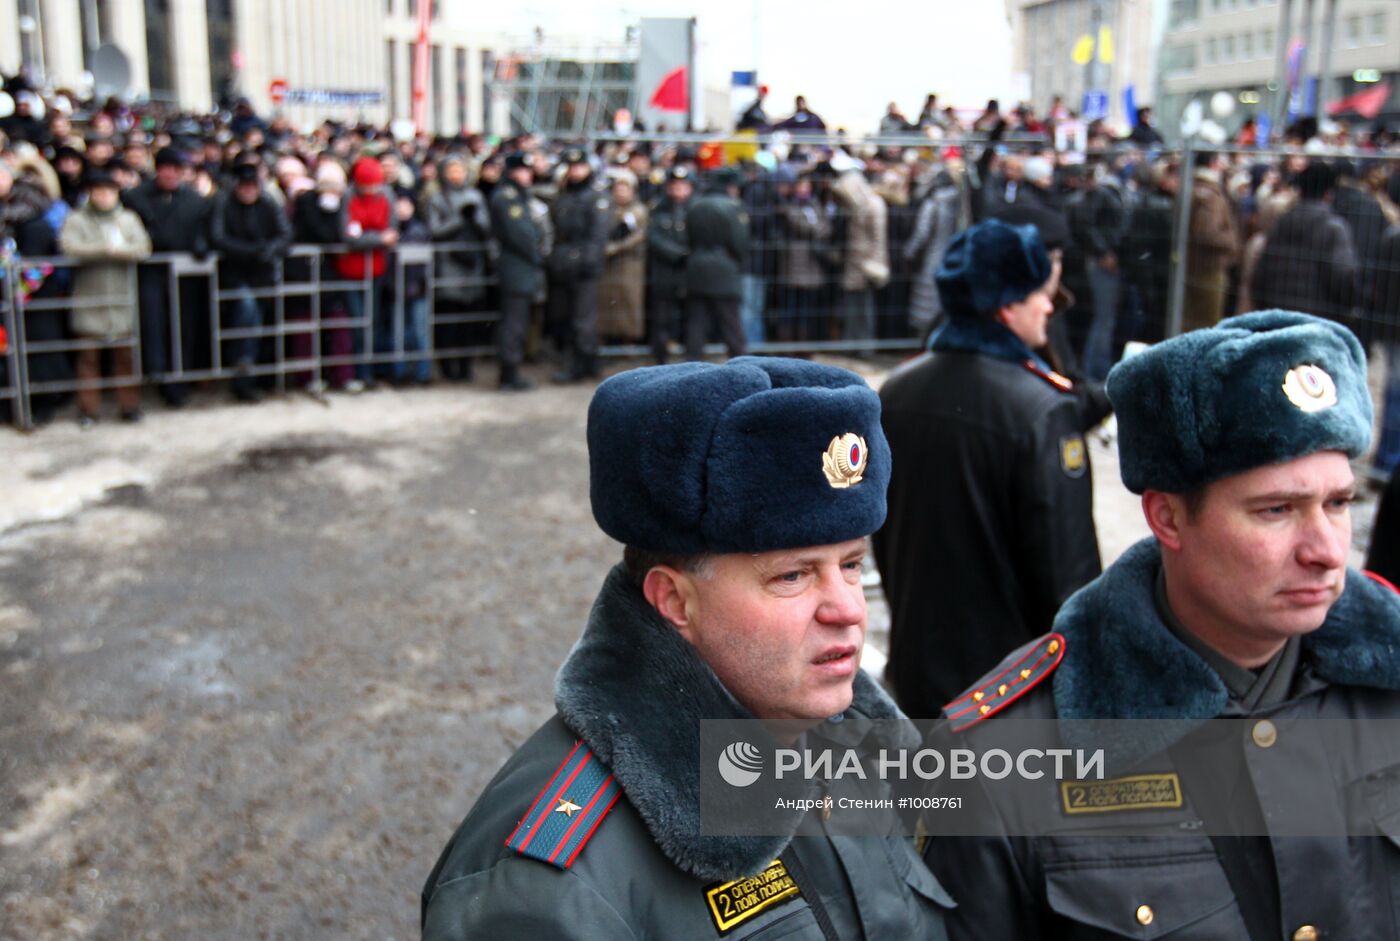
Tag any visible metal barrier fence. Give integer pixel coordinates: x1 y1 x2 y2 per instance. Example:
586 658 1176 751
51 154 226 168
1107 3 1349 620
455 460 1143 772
4 144 1398 432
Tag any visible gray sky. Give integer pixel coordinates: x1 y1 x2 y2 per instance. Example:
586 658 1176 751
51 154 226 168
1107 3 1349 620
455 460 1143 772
470 0 1015 132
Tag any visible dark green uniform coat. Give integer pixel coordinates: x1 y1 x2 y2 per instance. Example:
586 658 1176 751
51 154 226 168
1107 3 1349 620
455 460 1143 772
685 192 750 299
646 196 690 298
924 538 1400 941
488 179 544 298
422 567 954 939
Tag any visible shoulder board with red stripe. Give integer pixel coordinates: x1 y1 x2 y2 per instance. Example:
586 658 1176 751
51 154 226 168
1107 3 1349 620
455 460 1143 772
1022 359 1075 393
1364 570 1400 596
504 740 622 870
943 633 1066 733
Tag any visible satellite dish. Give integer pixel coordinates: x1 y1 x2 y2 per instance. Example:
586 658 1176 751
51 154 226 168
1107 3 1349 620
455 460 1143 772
1210 91 1235 119
390 119 417 142
91 43 133 100
0 92 13 120
1199 120 1227 145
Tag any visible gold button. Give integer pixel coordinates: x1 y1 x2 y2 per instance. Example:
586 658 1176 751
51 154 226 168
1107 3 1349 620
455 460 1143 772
1293 926 1318 941
1020 669 1032 680
1136 904 1154 925
972 691 984 702
997 684 1009 696
978 705 990 715
1048 639 1061 654
1253 719 1278 748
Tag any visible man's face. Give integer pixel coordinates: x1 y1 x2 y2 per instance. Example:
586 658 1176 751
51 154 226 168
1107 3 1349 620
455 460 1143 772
155 164 182 190
508 166 532 188
567 161 591 183
235 180 260 204
997 286 1054 348
666 179 692 203
673 538 868 723
88 185 119 211
1165 450 1354 648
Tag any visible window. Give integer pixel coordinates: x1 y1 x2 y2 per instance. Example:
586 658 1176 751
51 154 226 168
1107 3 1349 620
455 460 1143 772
1260 27 1275 55
1205 36 1218 63
432 44 443 132
1367 11 1386 44
455 47 468 132
1344 14 1362 48
1169 0 1200 30
1240 31 1254 59
386 39 398 119
1222 34 1235 61
1163 42 1199 75
385 0 394 14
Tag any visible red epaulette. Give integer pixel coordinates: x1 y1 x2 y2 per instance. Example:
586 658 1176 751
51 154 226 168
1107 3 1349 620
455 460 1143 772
504 740 622 869
943 633 1066 733
1022 359 1075 393
1364 570 1400 596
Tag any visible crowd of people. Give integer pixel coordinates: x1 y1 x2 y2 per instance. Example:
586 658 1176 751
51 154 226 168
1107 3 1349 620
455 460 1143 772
3 78 1400 449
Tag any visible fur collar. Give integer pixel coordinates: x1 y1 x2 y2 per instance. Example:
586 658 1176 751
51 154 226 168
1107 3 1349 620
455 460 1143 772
554 565 911 880
1053 538 1400 761
927 314 1051 371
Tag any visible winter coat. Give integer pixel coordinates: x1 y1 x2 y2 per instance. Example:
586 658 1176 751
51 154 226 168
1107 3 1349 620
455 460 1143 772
121 179 209 255
873 316 1101 717
60 202 153 338
1369 224 1400 347
904 178 961 330
927 538 1400 941
488 180 544 298
335 191 396 280
1251 199 1358 326
423 162 492 306
208 190 292 287
685 191 749 299
646 196 689 296
290 190 345 282
779 200 831 290
420 567 953 939
548 178 610 285
832 171 889 293
597 200 647 340
1186 171 1240 282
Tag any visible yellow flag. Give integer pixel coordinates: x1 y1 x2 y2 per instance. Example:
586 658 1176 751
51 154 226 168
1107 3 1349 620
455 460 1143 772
1071 34 1095 66
1098 26 1116 64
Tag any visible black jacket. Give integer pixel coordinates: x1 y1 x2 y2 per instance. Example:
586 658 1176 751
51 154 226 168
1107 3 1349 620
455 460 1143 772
1251 199 1358 326
873 318 1101 718
548 177 610 284
685 191 750 299
646 196 690 296
487 180 543 298
924 539 1400 941
208 190 292 287
122 179 210 254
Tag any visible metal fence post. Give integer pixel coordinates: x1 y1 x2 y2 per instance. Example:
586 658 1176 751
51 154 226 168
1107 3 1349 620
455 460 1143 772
1165 139 1197 339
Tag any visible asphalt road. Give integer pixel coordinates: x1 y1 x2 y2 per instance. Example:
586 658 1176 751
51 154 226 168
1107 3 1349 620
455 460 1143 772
0 361 1377 940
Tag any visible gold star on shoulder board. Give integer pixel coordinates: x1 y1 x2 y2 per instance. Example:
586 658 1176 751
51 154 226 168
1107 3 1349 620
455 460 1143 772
555 798 582 818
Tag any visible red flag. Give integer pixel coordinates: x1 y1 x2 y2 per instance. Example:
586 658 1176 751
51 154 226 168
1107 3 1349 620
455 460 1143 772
412 0 432 130
1327 82 1392 120
649 66 688 112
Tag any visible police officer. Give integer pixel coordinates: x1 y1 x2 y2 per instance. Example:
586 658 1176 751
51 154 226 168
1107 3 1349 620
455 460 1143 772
873 219 1102 718
422 358 953 939
645 166 693 364
925 310 1400 940
487 152 542 392
547 147 610 382
683 167 750 360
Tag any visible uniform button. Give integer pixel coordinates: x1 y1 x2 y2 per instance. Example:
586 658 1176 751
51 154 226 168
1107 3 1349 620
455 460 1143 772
1253 719 1278 748
1292 926 1319 941
1136 904 1154 925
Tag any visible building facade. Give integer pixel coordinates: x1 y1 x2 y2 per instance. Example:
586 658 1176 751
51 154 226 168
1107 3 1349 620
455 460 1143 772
1005 0 1161 129
1 0 502 134
1157 0 1400 136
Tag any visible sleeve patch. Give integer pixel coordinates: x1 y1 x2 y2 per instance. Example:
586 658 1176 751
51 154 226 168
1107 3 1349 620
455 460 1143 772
1060 435 1087 478
505 740 622 869
943 633 1066 732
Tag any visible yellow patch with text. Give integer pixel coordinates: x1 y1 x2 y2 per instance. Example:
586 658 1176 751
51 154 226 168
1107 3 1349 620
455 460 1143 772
1060 435 1087 478
1061 773 1184 814
704 859 802 934
509 205 524 219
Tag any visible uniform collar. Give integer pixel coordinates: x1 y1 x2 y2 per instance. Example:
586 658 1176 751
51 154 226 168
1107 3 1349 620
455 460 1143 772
1053 538 1400 761
927 314 1053 372
554 565 913 880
